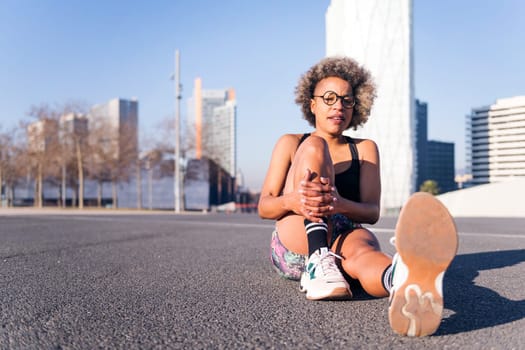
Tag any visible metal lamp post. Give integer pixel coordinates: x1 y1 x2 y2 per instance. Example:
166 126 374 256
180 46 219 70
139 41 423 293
173 50 182 213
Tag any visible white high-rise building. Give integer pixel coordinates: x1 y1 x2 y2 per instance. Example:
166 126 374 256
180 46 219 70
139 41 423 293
189 78 237 177
27 119 58 153
326 0 415 213
211 99 237 177
467 96 525 185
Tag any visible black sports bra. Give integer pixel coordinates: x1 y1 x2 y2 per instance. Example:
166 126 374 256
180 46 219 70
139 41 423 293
298 133 361 202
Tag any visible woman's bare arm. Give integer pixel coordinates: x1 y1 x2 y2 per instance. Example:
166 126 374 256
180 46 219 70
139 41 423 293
258 134 305 220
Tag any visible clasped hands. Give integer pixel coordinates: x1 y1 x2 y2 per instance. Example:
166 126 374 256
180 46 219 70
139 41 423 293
298 169 338 223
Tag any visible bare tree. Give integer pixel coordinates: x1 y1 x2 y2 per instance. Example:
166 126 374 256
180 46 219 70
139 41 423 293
58 101 89 208
138 148 163 210
154 116 194 175
117 122 139 206
0 127 30 207
59 117 89 208
0 128 12 207
136 129 160 209
24 104 63 207
86 114 138 208
86 116 115 207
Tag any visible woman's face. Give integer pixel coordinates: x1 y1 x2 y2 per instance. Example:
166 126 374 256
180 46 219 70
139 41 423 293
310 77 354 135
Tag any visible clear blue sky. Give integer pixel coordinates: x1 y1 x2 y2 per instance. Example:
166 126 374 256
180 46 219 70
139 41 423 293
1 0 524 191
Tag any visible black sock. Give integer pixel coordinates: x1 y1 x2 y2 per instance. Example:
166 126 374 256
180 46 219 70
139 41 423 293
304 218 328 256
382 263 393 294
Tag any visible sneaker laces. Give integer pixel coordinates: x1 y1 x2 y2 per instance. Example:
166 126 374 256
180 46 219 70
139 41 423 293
314 249 344 279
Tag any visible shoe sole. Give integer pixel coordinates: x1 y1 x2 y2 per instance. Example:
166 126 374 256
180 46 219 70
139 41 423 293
306 286 352 301
300 273 352 300
388 192 458 337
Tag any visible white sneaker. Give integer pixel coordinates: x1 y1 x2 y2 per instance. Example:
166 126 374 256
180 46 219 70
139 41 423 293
388 192 458 337
299 247 352 300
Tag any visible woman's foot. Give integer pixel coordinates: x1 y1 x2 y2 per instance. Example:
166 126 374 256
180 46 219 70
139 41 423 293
300 247 352 300
388 192 458 336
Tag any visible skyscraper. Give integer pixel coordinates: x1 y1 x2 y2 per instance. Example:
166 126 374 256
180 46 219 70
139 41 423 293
415 99 456 194
415 99 428 190
326 0 415 212
190 78 237 177
467 96 525 185
184 79 237 210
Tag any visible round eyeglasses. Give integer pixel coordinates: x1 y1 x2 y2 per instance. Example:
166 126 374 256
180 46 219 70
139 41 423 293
312 91 356 109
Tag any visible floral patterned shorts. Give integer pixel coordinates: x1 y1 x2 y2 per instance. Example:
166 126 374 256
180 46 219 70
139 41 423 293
269 214 362 280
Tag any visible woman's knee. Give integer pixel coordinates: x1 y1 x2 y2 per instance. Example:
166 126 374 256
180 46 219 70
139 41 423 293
334 229 379 271
298 135 329 157
294 136 332 180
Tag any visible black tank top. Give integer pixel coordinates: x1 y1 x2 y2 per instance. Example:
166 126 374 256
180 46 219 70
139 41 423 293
298 133 361 202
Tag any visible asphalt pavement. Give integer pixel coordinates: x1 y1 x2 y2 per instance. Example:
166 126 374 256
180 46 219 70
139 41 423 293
0 210 524 349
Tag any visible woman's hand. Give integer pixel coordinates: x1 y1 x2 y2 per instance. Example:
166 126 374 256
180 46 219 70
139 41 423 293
299 169 338 222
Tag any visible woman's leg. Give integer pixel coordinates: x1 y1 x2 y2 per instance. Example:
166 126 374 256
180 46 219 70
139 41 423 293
333 228 392 297
276 136 350 300
277 135 334 255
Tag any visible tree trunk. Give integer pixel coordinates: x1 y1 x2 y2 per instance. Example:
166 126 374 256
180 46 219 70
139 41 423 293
136 161 142 209
71 189 77 208
7 185 13 207
76 140 84 209
35 162 43 208
148 165 153 210
33 175 37 207
61 163 66 208
56 186 60 207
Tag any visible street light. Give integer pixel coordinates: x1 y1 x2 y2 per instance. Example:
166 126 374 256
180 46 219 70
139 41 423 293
172 50 182 213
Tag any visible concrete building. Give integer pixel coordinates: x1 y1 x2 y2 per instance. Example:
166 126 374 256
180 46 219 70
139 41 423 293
467 96 525 185
27 119 59 153
326 0 415 213
88 98 139 163
60 113 88 139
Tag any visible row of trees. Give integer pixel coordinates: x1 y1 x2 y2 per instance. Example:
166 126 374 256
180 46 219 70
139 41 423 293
0 101 233 209
0 102 158 208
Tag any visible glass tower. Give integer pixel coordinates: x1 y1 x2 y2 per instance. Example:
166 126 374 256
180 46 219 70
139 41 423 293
326 0 415 212
415 99 428 191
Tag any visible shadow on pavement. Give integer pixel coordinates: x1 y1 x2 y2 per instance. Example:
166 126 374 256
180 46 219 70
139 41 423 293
436 249 525 335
